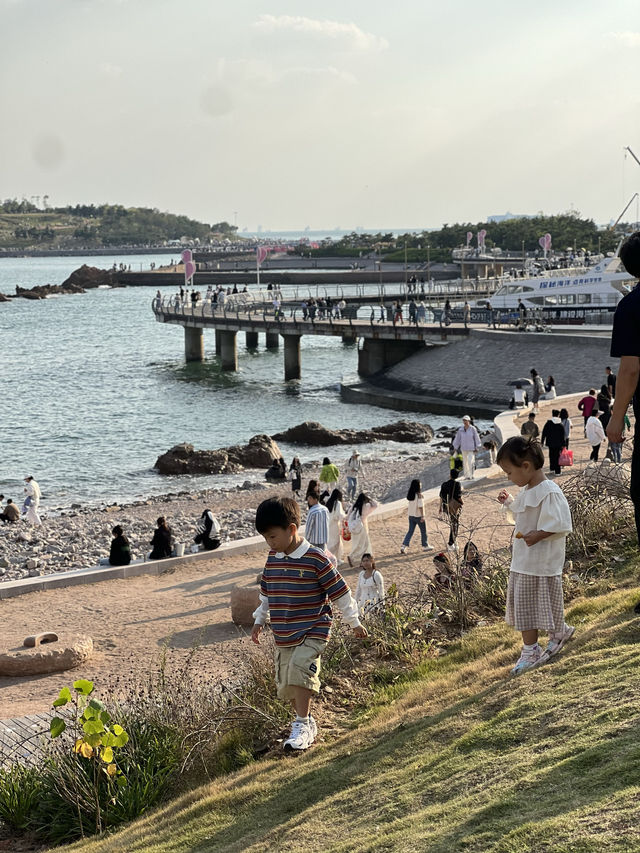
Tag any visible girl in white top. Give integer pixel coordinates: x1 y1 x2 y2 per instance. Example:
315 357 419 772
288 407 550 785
496 435 574 676
585 409 606 461
325 488 347 565
355 553 385 616
400 479 433 554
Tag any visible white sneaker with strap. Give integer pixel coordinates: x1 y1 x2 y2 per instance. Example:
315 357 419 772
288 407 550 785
541 624 575 661
284 719 313 752
511 643 542 676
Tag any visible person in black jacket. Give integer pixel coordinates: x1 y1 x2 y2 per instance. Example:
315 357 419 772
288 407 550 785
150 516 172 559
541 409 566 475
439 469 463 548
109 525 131 566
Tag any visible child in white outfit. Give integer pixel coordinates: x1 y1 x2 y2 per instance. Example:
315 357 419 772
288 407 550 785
355 553 385 616
496 435 574 675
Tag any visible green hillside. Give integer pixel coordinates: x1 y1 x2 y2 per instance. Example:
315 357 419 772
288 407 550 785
0 200 237 250
59 571 640 853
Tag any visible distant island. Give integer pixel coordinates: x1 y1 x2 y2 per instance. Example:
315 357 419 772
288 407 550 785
0 199 239 253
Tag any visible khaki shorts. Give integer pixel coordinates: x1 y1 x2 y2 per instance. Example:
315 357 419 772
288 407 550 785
275 637 328 700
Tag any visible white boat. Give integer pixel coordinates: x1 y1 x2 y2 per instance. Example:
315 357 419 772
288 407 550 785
471 253 634 313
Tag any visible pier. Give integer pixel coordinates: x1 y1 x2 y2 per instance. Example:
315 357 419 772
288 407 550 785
152 297 469 379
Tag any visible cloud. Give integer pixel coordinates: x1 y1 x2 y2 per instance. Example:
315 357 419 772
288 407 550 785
254 14 388 52
281 65 358 85
608 31 640 47
100 63 123 77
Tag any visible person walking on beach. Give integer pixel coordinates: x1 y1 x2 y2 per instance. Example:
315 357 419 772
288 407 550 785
347 492 378 567
597 384 613 431
23 475 41 525
355 553 385 617
251 496 366 752
586 408 606 461
289 457 302 497
346 450 363 501
559 408 572 448
541 409 566 475
400 479 434 554
326 489 347 565
319 457 340 493
149 517 172 560
305 488 331 555
496 436 574 675
452 416 481 480
578 390 597 435
439 469 463 549
605 365 617 398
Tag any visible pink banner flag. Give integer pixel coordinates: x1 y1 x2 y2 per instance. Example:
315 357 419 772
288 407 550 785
181 249 192 264
544 233 552 251
478 229 487 248
184 260 196 282
466 231 473 247
256 246 268 265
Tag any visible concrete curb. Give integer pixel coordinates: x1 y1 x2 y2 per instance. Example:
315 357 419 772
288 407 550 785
0 394 580 600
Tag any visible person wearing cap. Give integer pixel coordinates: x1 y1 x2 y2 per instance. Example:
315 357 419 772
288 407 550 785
452 416 481 480
23 475 42 525
346 450 363 502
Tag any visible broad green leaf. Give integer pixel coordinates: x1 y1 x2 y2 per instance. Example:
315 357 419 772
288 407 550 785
73 679 94 696
82 706 98 721
85 733 103 748
116 774 127 787
113 732 129 748
102 731 116 747
50 717 66 738
99 710 111 724
52 687 71 708
88 698 105 712
82 720 105 735
112 724 125 736
101 747 114 763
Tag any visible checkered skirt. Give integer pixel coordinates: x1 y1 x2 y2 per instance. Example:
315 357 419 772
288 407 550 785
505 571 565 632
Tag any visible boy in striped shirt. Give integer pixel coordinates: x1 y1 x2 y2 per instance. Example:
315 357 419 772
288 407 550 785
252 496 366 752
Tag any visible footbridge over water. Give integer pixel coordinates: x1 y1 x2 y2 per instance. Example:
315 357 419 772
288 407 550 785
152 297 470 379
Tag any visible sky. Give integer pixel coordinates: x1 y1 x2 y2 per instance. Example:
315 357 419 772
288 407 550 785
1 0 640 232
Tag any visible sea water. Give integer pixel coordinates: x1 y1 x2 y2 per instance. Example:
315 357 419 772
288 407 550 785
0 254 487 507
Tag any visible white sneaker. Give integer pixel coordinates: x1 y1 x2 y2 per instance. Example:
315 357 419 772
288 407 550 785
284 719 312 752
511 644 542 675
308 715 318 743
541 625 575 660
422 544 434 552
400 545 408 554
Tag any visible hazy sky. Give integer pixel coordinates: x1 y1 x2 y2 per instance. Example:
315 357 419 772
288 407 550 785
1 0 639 231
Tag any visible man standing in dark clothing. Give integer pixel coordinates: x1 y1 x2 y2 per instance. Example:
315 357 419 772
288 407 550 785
606 366 617 397
541 410 566 475
607 232 640 557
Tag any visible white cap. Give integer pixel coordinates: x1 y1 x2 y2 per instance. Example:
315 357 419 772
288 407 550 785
462 415 471 421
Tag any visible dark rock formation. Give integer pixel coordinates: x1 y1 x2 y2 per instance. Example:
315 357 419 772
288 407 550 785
272 420 434 446
60 264 120 290
155 434 282 475
0 292 11 302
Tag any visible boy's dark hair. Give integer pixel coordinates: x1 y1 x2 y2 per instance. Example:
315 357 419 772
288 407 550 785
528 412 536 419
589 389 596 395
496 436 544 470
112 525 123 536
619 231 640 279
322 457 331 466
552 409 560 417
450 469 460 480
255 496 300 533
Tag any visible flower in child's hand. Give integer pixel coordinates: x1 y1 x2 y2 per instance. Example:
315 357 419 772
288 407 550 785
353 625 367 638
515 532 524 539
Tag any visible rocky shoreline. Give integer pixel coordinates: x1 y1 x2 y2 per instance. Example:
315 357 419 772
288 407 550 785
1 265 121 300
0 447 460 584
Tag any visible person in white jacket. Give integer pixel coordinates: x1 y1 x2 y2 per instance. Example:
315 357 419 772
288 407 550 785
452 416 481 480
23 475 42 525
585 409 606 461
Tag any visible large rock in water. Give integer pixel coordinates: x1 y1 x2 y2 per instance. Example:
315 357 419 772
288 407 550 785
60 264 119 290
154 435 282 475
272 420 434 445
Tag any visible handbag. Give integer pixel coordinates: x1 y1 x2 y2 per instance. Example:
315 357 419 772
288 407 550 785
558 448 573 467
341 519 351 541
447 497 463 517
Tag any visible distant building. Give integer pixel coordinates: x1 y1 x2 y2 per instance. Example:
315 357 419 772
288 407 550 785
486 211 534 223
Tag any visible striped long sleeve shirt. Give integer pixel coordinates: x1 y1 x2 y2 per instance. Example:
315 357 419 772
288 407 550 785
304 502 330 547
253 539 360 646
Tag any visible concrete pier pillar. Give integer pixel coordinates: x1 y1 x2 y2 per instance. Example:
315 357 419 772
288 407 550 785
219 330 238 371
357 338 425 377
245 331 259 349
215 329 222 355
283 334 301 381
184 326 204 362
265 331 280 349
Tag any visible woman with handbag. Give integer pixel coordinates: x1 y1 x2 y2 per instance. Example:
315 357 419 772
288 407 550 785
439 469 464 550
347 492 378 566
400 479 433 554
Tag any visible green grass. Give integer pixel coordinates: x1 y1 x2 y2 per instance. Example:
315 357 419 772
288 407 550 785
56 581 640 853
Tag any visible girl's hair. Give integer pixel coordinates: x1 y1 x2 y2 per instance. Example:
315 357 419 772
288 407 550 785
559 407 569 420
406 479 421 500
600 384 611 398
352 492 371 515
305 479 318 498
322 457 331 466
547 375 555 386
291 457 300 467
496 436 544 469
326 488 343 512
157 516 169 529
360 552 376 571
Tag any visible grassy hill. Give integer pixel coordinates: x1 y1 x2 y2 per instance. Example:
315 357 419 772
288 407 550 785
58 569 640 853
